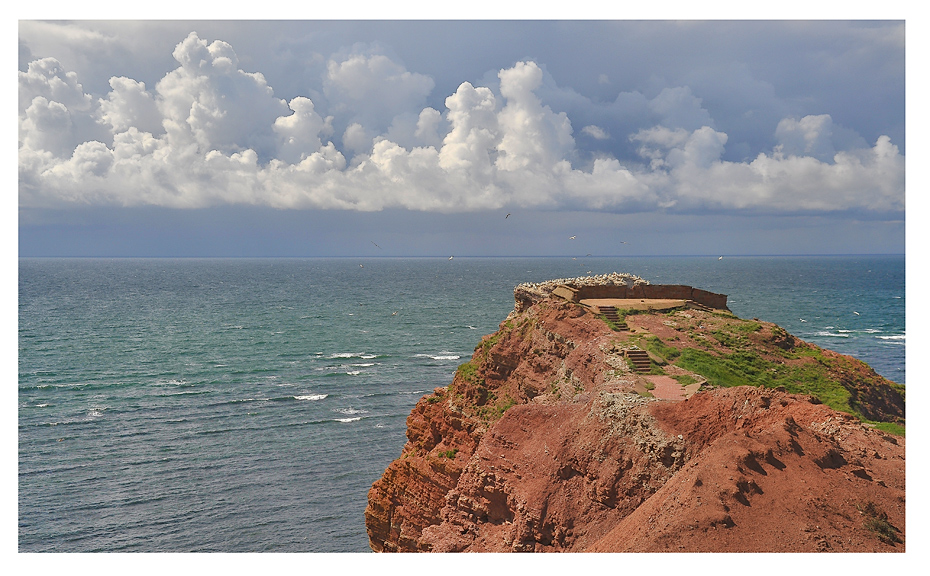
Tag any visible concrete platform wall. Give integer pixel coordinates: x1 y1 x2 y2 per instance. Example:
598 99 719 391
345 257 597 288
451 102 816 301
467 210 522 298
563 283 728 310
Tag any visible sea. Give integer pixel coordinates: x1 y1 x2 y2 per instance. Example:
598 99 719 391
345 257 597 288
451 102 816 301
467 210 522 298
18 255 905 552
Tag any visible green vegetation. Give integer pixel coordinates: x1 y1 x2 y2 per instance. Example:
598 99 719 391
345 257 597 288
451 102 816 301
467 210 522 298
437 448 458 459
456 361 482 385
857 501 902 545
675 347 855 416
643 336 680 362
672 374 699 386
870 421 906 437
477 394 516 422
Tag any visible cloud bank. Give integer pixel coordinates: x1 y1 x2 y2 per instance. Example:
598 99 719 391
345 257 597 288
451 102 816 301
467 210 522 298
19 31 904 216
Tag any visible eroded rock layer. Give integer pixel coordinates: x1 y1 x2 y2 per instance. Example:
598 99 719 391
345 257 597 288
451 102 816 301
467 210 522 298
365 283 905 553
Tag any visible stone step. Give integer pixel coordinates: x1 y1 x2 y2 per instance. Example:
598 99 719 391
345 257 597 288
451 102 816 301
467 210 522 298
625 349 652 373
598 306 629 330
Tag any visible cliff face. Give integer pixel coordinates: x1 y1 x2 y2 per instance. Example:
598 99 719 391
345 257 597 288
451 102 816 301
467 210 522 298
365 287 905 553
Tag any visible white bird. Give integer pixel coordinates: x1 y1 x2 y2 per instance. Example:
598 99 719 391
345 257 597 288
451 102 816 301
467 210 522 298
448 256 454 260
853 311 860 316
800 318 807 322
718 256 723 260
570 235 576 240
359 264 363 268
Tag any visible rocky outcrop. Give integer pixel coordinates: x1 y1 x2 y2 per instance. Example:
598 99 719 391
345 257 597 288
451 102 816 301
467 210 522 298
365 278 905 552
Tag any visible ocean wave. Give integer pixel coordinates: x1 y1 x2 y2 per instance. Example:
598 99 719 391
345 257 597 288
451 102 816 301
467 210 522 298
335 407 368 415
294 394 327 401
414 353 461 361
814 331 850 338
877 335 905 341
346 370 362 376
328 352 380 360
334 417 362 423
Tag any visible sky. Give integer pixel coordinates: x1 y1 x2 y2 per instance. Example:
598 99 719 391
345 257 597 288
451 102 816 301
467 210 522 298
14 12 914 257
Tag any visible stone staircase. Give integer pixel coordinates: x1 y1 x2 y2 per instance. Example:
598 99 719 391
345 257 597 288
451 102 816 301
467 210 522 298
625 348 652 373
598 306 629 331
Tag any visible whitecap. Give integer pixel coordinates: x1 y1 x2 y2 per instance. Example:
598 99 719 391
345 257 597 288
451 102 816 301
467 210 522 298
352 363 376 367
814 331 849 338
336 407 368 415
36 404 49 408
877 335 905 340
294 394 327 401
346 370 362 376
335 417 362 423
415 353 461 361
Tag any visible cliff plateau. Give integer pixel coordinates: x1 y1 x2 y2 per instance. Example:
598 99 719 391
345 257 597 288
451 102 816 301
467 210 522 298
365 277 905 553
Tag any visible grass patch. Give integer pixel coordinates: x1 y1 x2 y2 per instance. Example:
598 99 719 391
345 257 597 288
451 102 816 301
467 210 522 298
643 336 681 362
456 361 482 384
870 421 905 437
675 348 853 416
672 374 699 386
437 448 458 459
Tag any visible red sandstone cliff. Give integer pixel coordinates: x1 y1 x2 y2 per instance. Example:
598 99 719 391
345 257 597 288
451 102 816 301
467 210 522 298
365 287 905 553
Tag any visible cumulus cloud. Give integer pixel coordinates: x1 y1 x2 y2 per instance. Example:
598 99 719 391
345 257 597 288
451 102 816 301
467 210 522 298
323 48 434 133
18 32 904 217
774 114 836 161
581 125 610 140
98 76 162 135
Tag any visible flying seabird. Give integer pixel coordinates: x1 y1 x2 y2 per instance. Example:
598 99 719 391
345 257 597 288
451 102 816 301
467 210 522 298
718 256 724 260
569 235 576 240
853 311 860 316
449 256 454 260
505 213 511 219
371 241 382 249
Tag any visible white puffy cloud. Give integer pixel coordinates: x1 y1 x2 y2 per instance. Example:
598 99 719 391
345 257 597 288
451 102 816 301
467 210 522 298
323 49 434 132
495 62 575 172
19 57 93 114
414 108 444 148
154 32 288 157
98 77 162 135
18 34 904 218
273 96 327 164
20 96 74 156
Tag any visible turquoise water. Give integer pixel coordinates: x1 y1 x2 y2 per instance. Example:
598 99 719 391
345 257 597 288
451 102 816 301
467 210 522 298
18 256 904 551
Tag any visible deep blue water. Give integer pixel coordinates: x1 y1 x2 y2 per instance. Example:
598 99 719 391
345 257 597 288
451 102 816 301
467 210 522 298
18 256 904 552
